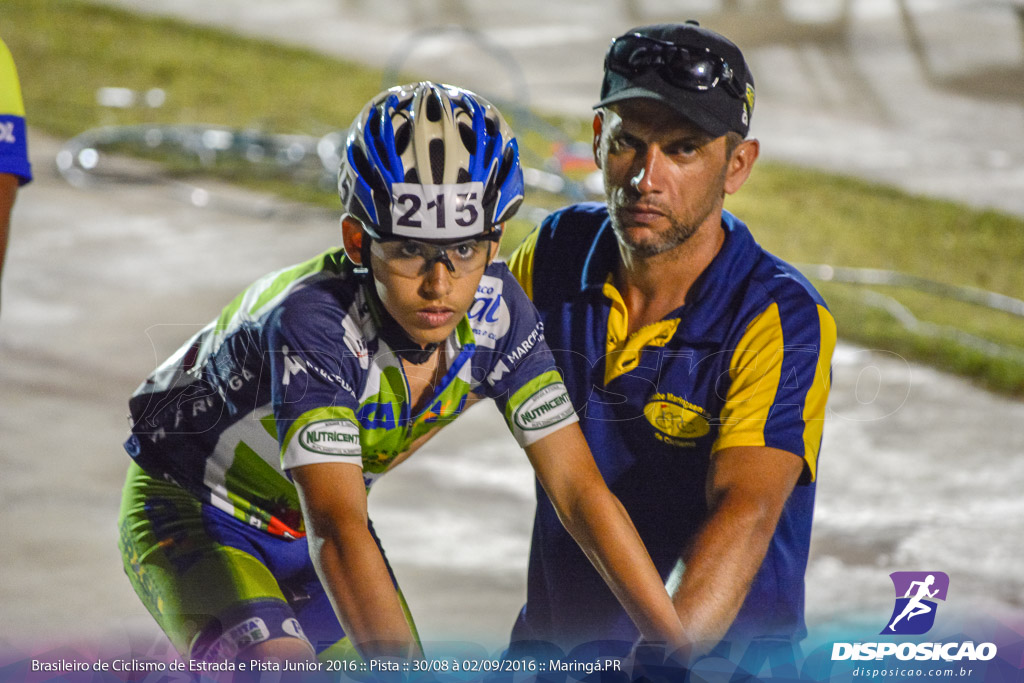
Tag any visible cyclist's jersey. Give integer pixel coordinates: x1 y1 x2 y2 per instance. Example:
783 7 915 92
0 38 32 183
124 249 577 539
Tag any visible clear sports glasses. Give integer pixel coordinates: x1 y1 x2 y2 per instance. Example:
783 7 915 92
606 33 744 99
370 237 495 279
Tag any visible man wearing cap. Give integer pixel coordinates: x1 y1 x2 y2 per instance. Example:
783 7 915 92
507 22 836 657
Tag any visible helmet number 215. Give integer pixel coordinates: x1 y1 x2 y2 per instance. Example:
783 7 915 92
392 182 485 239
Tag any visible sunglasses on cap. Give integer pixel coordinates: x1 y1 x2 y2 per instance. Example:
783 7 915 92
606 33 744 100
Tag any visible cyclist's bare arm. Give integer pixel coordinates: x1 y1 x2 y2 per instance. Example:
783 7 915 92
292 462 421 659
524 422 687 650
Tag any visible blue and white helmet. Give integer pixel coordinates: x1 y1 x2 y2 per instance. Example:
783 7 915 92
338 82 524 241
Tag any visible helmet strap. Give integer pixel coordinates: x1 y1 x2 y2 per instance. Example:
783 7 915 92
357 235 373 276
379 313 441 365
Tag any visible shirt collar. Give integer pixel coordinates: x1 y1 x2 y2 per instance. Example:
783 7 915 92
581 210 760 343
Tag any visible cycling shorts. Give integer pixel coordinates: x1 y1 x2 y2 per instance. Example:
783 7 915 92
117 462 418 661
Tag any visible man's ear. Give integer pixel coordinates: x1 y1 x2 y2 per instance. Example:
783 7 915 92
592 112 605 169
724 138 760 195
341 215 365 265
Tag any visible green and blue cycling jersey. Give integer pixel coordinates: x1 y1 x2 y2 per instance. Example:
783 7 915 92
124 248 577 539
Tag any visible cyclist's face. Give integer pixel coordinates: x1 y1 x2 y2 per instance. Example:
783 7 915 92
369 237 498 347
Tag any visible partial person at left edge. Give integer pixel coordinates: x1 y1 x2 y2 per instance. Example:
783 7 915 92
0 37 34 317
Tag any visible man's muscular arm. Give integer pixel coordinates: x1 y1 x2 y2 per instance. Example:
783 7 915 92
667 446 804 653
0 173 18 313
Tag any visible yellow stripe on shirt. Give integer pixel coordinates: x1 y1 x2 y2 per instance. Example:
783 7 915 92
713 303 784 452
800 304 837 481
0 39 27 116
506 228 539 301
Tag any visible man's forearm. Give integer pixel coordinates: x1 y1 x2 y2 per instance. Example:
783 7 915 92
667 491 780 650
0 173 18 311
665 445 804 653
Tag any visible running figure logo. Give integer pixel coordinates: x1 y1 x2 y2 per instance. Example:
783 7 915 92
882 571 950 635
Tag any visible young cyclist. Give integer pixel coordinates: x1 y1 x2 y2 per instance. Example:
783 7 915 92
118 82 685 664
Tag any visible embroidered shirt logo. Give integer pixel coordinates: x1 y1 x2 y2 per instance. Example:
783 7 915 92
643 392 710 447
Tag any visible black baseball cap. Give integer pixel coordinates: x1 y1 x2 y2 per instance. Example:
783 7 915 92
595 21 755 137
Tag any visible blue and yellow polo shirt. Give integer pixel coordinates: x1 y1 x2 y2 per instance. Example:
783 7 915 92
1 38 32 184
507 202 836 648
